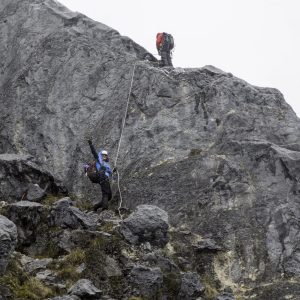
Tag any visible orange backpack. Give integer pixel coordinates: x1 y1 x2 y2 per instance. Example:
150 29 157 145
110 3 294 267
156 33 164 50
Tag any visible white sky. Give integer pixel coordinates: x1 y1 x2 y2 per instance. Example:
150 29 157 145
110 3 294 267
59 0 300 117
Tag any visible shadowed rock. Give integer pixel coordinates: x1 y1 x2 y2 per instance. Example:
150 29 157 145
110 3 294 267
0 215 17 274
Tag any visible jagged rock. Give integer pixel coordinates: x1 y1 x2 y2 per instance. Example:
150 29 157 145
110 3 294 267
120 205 169 246
49 198 97 230
142 253 179 273
0 215 17 274
20 255 53 274
179 272 205 300
6 201 45 246
193 238 222 252
129 265 163 298
26 183 46 202
56 229 111 252
0 154 64 203
68 279 102 299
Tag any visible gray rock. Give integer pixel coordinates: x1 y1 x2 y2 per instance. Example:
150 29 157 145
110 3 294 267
179 272 205 299
6 201 45 246
22 256 53 274
49 197 97 230
26 183 46 202
48 296 80 300
120 205 169 246
57 229 111 252
0 154 64 203
130 265 163 298
68 279 102 299
0 215 17 274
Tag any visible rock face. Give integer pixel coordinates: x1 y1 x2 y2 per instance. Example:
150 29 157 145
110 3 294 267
1 0 300 298
120 204 169 246
0 215 17 274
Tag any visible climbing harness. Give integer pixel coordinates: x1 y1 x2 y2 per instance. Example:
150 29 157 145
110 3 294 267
113 61 138 219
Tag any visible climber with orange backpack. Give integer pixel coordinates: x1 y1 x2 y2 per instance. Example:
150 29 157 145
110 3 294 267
156 32 174 67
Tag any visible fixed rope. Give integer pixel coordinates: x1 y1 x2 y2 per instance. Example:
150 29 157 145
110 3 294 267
114 61 138 219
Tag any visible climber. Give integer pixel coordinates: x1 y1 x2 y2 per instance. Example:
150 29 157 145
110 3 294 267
156 32 174 67
85 139 114 212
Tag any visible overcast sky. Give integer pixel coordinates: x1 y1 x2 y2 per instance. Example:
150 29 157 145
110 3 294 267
59 0 300 117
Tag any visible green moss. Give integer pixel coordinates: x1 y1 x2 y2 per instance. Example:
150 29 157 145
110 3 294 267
49 248 86 285
64 248 86 265
108 276 127 299
0 258 54 300
162 272 181 298
74 198 93 211
202 274 219 300
15 278 53 300
41 194 60 207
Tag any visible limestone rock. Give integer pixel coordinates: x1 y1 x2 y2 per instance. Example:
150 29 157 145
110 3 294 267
0 215 17 274
68 279 102 299
120 205 169 246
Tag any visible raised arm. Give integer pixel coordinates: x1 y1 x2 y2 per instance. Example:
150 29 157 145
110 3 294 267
88 140 99 161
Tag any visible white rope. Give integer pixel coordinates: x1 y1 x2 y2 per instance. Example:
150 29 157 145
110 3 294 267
114 61 137 219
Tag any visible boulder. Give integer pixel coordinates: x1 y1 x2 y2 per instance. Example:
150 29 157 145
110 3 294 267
68 279 102 299
129 265 163 298
26 183 46 202
0 215 17 274
0 154 64 203
49 198 97 230
6 201 45 246
179 272 205 299
120 205 169 246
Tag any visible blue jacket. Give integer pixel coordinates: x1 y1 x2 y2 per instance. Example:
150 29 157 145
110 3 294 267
96 151 112 178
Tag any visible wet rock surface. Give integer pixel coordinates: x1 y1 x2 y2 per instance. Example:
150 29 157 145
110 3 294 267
1 0 300 299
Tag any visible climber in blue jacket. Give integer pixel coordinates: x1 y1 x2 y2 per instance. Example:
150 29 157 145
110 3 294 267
87 139 113 212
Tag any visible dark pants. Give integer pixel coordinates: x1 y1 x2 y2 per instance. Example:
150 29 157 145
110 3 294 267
160 50 173 67
93 173 112 212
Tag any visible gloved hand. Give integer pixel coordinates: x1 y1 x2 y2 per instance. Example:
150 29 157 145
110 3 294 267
112 167 117 173
87 139 92 145
100 165 106 171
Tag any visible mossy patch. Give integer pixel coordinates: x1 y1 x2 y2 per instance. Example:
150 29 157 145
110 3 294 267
162 272 181 299
0 257 54 300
